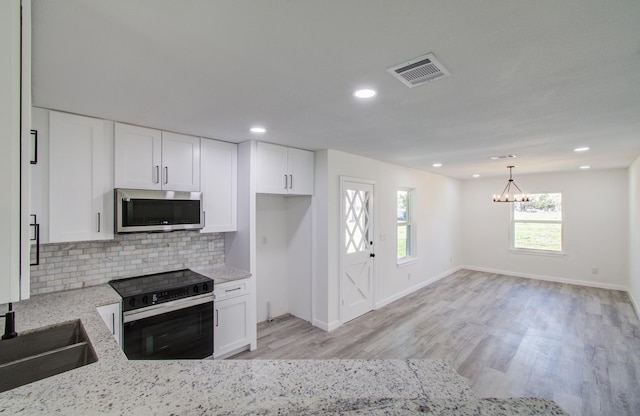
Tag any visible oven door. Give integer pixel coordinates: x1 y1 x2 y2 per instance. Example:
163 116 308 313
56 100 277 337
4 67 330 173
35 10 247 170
122 293 213 360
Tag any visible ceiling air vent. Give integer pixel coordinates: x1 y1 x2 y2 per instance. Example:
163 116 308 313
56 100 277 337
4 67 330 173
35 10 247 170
387 53 451 88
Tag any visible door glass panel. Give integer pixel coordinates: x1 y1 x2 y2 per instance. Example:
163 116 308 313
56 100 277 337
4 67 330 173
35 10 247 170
345 189 370 254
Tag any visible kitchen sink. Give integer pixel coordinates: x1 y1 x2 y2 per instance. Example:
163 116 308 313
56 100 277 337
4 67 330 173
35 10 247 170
0 320 97 393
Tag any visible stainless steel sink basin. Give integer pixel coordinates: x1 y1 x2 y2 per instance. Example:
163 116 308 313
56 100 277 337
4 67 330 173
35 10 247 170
0 320 97 392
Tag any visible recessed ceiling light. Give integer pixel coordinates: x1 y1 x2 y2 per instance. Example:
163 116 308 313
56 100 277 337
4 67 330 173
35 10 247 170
580 165 591 169
472 174 480 178
432 163 442 167
354 89 376 99
574 147 590 152
250 127 266 133
490 154 517 160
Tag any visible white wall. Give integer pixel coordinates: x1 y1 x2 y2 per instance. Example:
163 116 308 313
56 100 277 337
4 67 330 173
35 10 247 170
629 156 640 313
287 196 313 321
313 150 330 328
314 149 462 330
255 194 313 323
256 195 289 321
461 169 629 289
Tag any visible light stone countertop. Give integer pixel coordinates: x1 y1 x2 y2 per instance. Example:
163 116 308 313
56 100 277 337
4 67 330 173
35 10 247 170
0 283 568 415
191 264 251 284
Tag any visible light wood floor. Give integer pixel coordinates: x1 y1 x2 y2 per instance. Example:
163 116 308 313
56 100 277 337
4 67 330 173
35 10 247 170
232 269 640 416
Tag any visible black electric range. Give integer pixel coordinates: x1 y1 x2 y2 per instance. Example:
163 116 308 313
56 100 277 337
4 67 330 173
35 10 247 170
109 269 215 360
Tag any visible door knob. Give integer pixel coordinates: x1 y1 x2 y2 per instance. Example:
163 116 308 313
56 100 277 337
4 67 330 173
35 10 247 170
370 253 375 258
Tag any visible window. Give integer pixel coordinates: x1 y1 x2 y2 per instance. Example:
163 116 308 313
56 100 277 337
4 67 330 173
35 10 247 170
397 188 416 262
512 193 563 253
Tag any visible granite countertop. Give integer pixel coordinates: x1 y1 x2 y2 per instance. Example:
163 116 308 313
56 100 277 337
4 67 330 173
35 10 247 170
191 264 251 284
0 282 567 415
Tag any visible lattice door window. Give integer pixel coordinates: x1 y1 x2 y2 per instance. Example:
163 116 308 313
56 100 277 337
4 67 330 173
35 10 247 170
344 189 371 254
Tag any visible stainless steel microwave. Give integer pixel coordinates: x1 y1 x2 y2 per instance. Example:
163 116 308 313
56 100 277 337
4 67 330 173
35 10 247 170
115 188 204 233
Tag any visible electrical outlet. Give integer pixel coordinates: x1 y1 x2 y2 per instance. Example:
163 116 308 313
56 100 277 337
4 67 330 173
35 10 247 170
592 267 599 275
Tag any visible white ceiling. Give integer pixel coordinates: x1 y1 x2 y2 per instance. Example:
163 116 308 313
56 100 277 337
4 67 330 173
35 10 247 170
31 0 640 179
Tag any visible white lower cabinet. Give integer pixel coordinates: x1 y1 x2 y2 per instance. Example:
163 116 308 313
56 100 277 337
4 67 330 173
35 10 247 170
97 303 122 346
214 281 251 358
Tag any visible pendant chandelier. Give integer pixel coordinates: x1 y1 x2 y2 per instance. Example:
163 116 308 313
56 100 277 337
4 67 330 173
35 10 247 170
493 166 529 203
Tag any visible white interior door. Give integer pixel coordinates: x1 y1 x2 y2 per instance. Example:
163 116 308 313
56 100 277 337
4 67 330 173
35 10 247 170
340 178 375 323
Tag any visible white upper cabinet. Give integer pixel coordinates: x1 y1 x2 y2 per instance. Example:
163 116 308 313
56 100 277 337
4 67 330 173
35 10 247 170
30 107 50 244
114 123 162 190
287 147 315 195
256 142 314 195
49 111 114 243
114 123 200 192
200 138 237 233
256 142 288 194
0 0 31 303
161 131 200 192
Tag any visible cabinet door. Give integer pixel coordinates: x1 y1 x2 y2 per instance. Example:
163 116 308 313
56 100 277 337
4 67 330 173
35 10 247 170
214 294 250 358
288 148 314 195
30 107 50 244
0 0 30 303
200 139 237 232
49 111 113 243
161 132 200 192
114 123 162 190
256 142 288 194
97 303 122 346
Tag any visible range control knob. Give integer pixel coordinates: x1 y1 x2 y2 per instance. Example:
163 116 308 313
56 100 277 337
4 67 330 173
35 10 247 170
202 283 209 291
193 285 200 294
142 295 149 304
128 298 135 308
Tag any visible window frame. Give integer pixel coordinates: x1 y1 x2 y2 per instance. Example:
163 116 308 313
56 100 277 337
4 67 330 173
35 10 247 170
510 192 566 257
397 188 417 266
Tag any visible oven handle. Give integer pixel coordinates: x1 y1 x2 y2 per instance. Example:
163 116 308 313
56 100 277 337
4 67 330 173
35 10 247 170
123 293 214 323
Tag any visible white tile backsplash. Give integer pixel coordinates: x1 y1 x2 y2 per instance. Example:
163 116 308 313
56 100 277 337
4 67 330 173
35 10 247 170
30 231 224 295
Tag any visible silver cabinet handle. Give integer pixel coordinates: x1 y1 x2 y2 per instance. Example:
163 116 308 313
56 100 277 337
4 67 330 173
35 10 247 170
97 212 101 232
215 309 219 327
111 313 115 336
164 167 169 184
154 165 160 184
284 174 288 190
289 174 293 189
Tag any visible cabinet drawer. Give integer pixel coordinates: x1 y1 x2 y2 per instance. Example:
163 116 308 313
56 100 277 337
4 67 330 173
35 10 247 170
214 281 248 301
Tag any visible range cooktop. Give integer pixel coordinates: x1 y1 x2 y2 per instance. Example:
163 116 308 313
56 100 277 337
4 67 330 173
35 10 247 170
109 269 213 311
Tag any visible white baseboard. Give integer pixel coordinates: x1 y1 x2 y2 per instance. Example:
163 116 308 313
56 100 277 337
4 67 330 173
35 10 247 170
312 318 340 332
375 266 462 310
461 265 629 292
628 289 640 320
